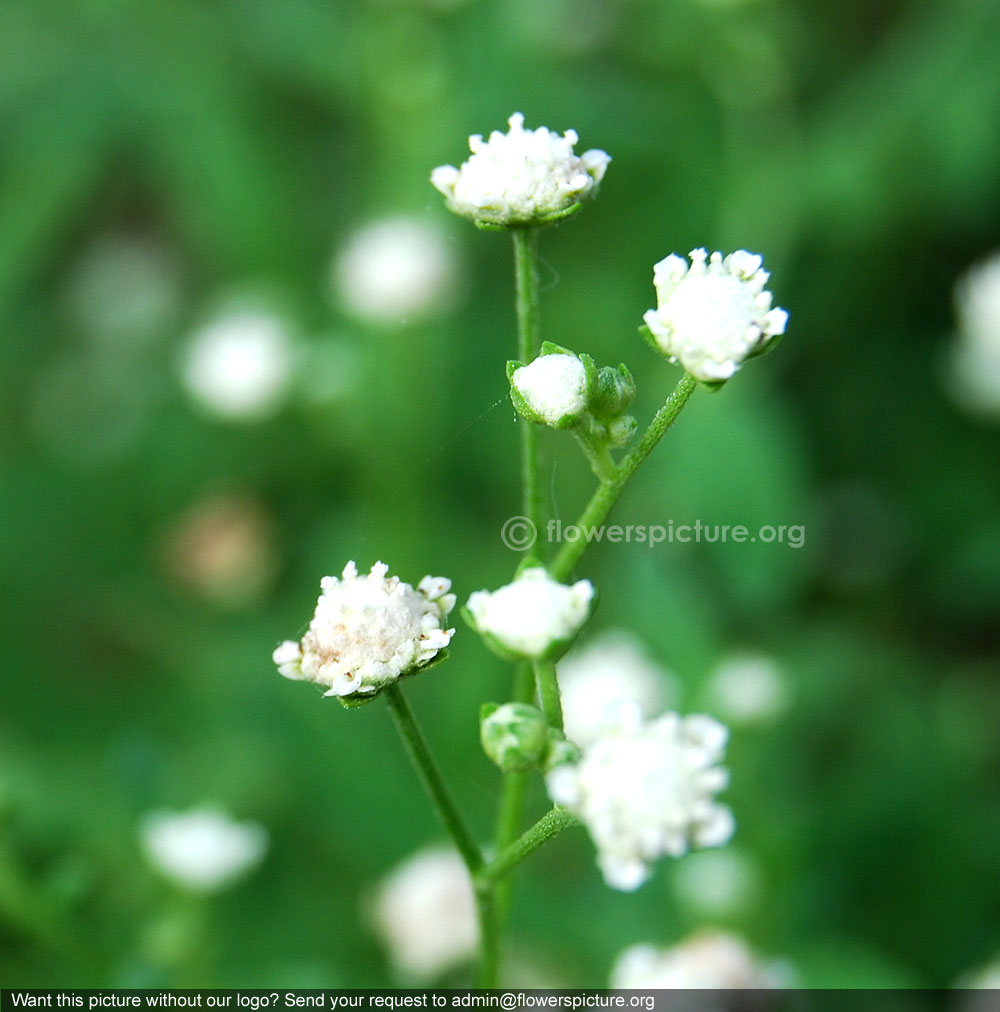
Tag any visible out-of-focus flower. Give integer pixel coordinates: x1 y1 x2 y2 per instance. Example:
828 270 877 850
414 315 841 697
274 562 455 700
547 705 733 891
672 849 759 917
431 113 610 229
703 653 790 726
558 630 676 748
370 846 478 981
181 308 296 421
160 491 278 608
509 349 592 428
334 216 459 325
643 249 787 383
610 931 787 988
465 567 594 660
140 807 267 893
948 251 1000 417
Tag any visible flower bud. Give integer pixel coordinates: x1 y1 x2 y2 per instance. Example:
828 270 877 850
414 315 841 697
590 364 636 421
480 702 550 773
507 345 596 429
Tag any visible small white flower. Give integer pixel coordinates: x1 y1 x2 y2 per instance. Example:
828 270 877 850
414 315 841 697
181 309 295 421
610 931 787 989
465 567 594 659
511 353 590 426
643 248 787 382
547 705 734 891
559 630 676 748
140 806 267 893
948 251 1000 416
370 846 478 981
704 653 790 725
274 562 456 698
334 216 458 325
431 112 610 228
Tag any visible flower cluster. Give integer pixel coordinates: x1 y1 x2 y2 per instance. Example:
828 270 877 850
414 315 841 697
547 704 734 890
643 248 787 383
431 113 610 229
465 566 594 660
273 561 455 699
948 250 1000 416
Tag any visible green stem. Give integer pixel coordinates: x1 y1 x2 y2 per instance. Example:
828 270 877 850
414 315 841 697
384 684 483 874
550 372 698 581
533 660 563 730
572 426 617 482
513 229 544 548
474 882 499 988
478 807 578 886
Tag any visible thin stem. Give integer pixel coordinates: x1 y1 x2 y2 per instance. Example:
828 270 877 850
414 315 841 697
513 229 544 548
550 372 698 581
474 882 500 988
572 427 617 482
478 806 578 886
533 660 563 730
384 684 483 874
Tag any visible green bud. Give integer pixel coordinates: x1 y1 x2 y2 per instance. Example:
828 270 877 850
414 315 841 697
606 413 638 448
590 364 637 421
480 702 550 773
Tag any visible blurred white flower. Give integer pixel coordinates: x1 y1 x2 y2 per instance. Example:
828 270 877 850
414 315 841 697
274 562 455 698
511 353 590 427
672 849 759 917
704 653 790 726
140 807 267 893
558 630 676 748
610 931 787 989
465 567 594 659
643 248 787 382
334 216 458 325
948 250 1000 416
547 705 734 891
431 113 610 228
957 954 1000 1011
371 846 478 981
181 309 296 421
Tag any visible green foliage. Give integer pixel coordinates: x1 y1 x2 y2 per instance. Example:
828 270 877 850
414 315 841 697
2 0 1000 989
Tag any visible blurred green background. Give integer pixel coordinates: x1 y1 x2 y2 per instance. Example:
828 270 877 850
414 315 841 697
2 0 1000 990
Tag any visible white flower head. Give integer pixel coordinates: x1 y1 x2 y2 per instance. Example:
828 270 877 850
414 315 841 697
431 112 610 229
274 562 456 701
948 250 1000 416
672 848 759 917
704 653 790 726
465 566 594 660
139 806 267 893
509 346 593 427
610 931 787 989
559 630 677 748
643 248 787 383
181 309 296 421
334 216 459 325
370 845 478 981
547 705 734 890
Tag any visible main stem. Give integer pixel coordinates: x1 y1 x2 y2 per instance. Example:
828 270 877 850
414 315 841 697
550 371 698 581
513 228 544 545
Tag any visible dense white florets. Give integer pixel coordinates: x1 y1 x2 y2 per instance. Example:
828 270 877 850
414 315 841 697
431 113 610 227
274 562 455 697
465 567 594 659
643 248 787 382
510 353 590 426
546 705 734 890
